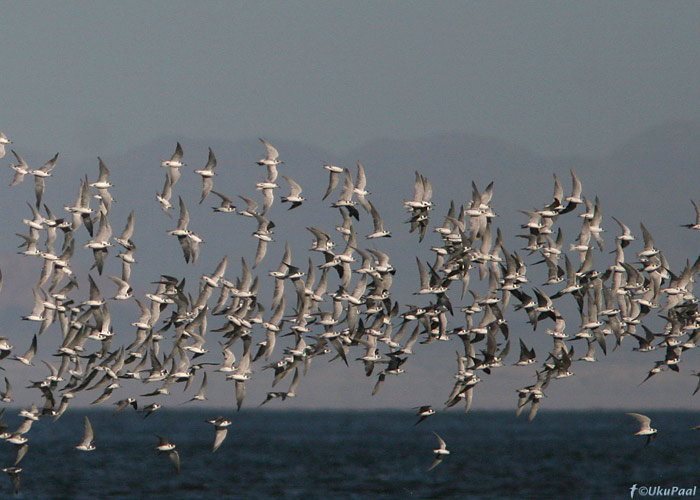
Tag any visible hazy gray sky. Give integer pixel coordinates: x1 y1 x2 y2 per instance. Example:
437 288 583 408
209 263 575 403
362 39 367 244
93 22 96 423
3 2 700 158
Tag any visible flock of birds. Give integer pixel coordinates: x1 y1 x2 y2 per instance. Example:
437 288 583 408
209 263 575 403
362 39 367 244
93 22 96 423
0 130 698 492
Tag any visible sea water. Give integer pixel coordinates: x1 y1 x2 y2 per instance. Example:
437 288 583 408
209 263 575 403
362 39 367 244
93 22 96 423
1 410 697 499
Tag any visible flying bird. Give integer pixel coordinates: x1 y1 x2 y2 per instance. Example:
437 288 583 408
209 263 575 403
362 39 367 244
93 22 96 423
281 175 305 209
155 435 180 474
8 150 29 187
256 138 282 166
31 152 59 209
413 405 436 426
0 131 11 159
156 174 174 216
161 142 185 185
206 416 231 453
627 412 657 445
681 200 700 230
195 147 217 204
322 163 343 200
113 398 138 416
366 200 391 239
75 416 96 451
2 467 21 495
211 191 236 213
427 432 450 471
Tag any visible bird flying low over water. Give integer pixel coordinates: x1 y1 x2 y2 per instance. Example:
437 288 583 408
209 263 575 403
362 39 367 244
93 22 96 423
113 398 138 416
427 432 450 471
75 416 96 451
140 403 161 419
627 412 657 445
2 466 21 495
206 416 231 453
155 435 180 474
413 405 436 425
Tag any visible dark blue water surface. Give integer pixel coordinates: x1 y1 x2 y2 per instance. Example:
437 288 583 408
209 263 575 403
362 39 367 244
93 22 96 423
0 409 697 499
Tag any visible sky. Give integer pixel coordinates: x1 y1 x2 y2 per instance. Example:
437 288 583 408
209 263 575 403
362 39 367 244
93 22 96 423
0 2 700 412
2 2 700 159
